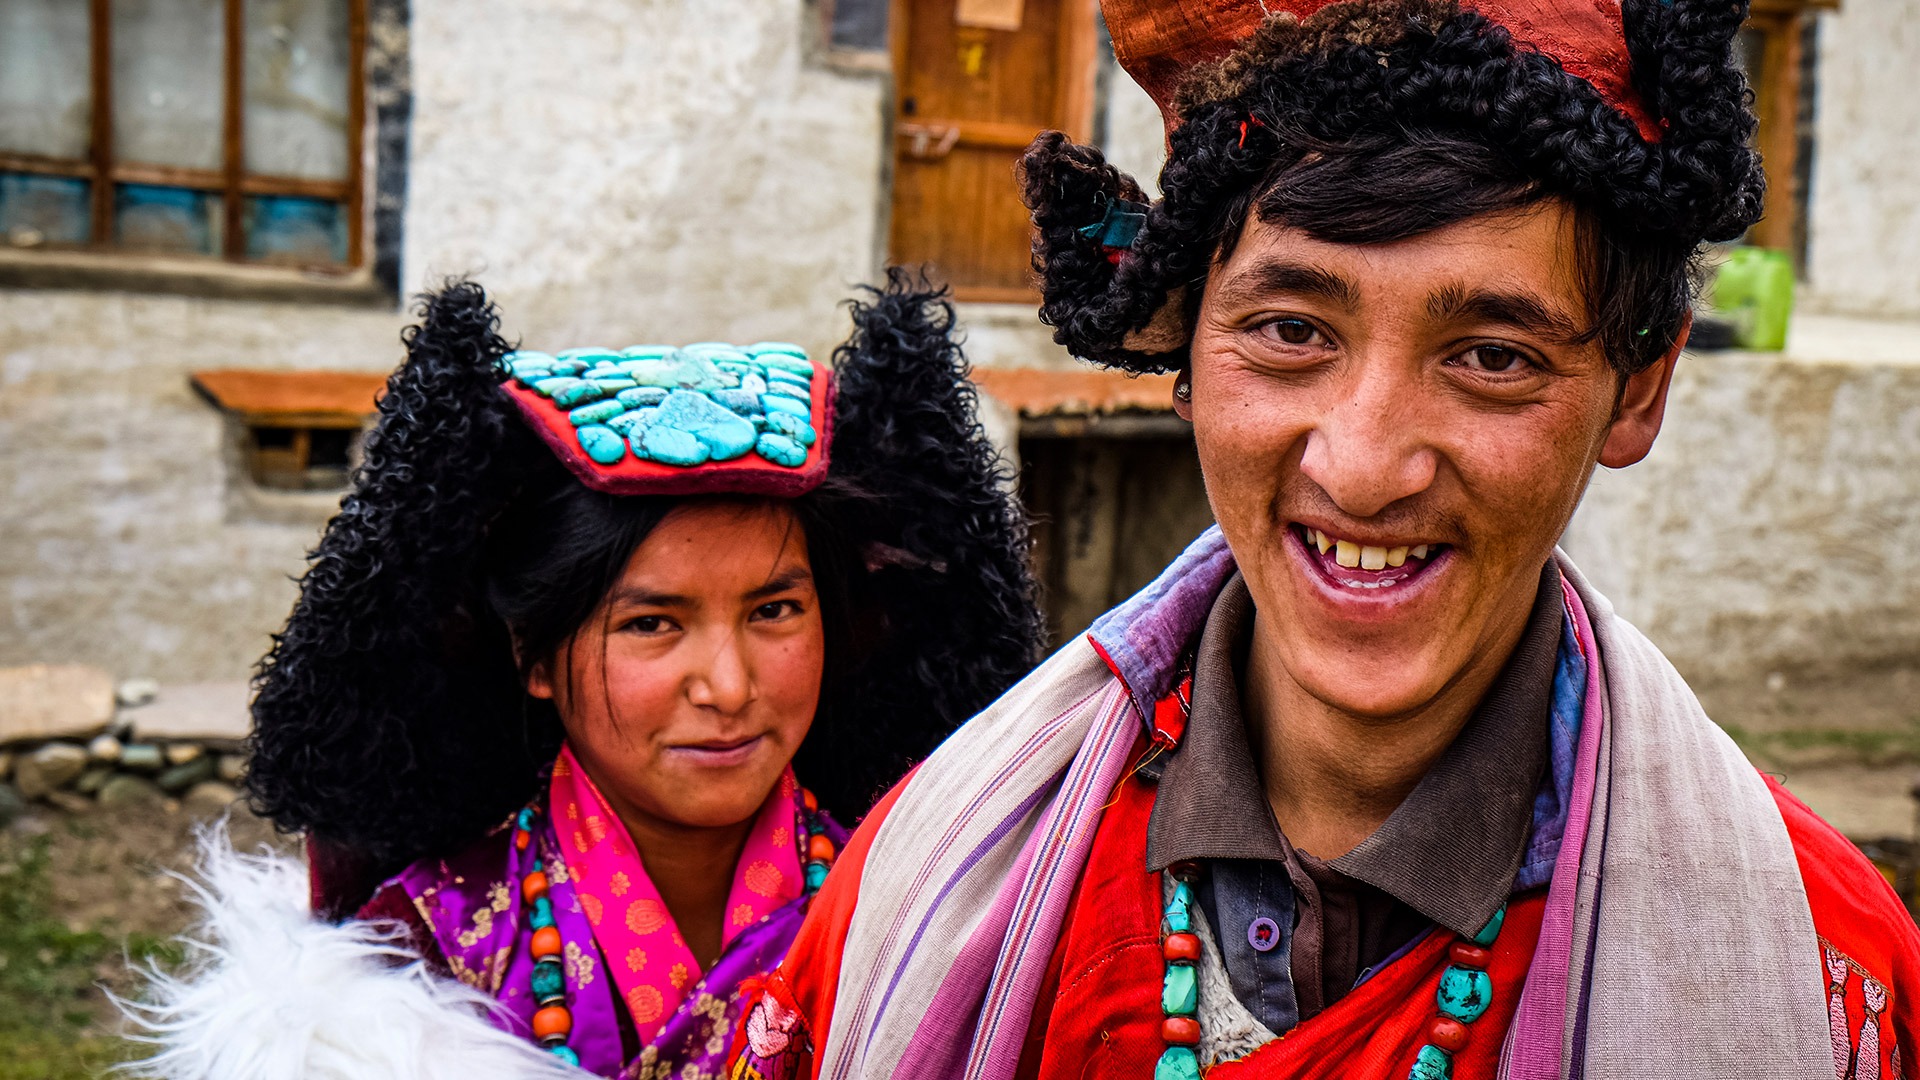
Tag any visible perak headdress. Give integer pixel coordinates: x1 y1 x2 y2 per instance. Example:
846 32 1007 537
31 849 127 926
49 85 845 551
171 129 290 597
247 272 1045 907
1021 0 1765 373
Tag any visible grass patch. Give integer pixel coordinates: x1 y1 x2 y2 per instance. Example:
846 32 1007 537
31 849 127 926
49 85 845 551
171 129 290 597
0 837 176 1079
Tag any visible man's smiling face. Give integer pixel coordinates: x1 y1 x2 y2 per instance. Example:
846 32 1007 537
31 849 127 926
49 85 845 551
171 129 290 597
1185 200 1677 720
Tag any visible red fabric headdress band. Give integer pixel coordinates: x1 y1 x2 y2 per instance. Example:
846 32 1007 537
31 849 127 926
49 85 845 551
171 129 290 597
1104 0 1662 143
498 343 833 498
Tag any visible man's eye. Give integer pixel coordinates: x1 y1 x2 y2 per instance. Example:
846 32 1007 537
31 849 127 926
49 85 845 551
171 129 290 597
1262 318 1326 346
1456 346 1531 373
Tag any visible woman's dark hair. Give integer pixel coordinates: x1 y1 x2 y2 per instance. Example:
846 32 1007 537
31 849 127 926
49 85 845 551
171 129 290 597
246 275 1043 907
1018 0 1764 376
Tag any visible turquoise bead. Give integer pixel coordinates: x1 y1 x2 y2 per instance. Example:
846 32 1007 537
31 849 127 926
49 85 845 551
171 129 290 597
589 377 637 393
740 373 769 395
709 388 764 416
530 896 555 930
805 861 829 890
556 347 620 364
763 382 808 402
547 359 589 376
1161 963 1197 1016
548 1045 579 1067
575 424 627 465
1472 904 1506 947
1436 965 1492 1022
762 393 809 418
755 433 806 467
642 425 709 466
531 958 564 1000
621 344 674 359
1409 1044 1452 1080
516 808 535 831
568 399 625 427
767 368 812 390
1154 1047 1202 1080
1163 879 1193 934
533 376 579 398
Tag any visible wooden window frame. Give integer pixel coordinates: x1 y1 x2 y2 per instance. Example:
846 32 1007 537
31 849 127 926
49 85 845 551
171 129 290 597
1744 0 1835 255
0 0 368 270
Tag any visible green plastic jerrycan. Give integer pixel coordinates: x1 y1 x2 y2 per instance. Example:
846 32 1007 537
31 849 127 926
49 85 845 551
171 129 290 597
1709 247 1794 351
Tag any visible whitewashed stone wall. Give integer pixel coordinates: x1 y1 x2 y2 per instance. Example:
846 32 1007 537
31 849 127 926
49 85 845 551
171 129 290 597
0 0 887 681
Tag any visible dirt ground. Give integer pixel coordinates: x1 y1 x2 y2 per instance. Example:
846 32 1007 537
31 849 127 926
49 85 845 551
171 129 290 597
1696 663 1920 840
0 798 293 1080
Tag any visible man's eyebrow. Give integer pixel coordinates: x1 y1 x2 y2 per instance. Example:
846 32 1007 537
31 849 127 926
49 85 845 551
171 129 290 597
1427 283 1587 344
1212 258 1361 311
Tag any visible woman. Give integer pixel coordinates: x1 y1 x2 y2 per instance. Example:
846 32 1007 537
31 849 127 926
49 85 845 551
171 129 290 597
133 273 1042 1080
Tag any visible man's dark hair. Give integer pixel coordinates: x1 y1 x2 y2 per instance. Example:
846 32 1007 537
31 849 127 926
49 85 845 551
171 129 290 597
1019 0 1763 376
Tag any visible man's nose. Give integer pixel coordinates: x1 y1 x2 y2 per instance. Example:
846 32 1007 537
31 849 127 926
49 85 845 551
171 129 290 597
1296 359 1438 518
686 632 755 713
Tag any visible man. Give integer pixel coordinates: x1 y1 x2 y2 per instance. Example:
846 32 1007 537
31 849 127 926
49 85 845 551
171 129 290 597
733 1 1919 1078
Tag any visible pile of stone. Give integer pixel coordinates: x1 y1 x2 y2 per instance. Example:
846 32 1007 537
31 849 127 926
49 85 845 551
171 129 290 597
0 664 250 824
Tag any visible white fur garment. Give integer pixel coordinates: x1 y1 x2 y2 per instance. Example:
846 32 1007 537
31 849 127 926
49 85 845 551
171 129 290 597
116 823 583 1080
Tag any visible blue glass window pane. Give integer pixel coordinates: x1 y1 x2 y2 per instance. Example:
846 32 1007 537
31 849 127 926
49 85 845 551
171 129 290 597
244 195 346 264
0 173 91 247
114 184 222 255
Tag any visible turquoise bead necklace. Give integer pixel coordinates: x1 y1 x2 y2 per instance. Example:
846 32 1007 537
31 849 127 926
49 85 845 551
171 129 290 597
1152 864 1507 1080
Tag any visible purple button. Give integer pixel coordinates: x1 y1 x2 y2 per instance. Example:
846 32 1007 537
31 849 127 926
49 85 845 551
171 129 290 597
1248 916 1280 952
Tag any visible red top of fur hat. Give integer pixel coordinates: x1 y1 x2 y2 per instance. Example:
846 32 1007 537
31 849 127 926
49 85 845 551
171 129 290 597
498 342 832 498
1105 0 1660 143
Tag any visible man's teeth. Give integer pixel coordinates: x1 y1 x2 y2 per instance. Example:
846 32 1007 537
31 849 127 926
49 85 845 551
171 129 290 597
1335 540 1360 568
1305 529 1435 570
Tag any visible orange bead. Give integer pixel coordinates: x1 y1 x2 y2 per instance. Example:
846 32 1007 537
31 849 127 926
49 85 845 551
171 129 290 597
521 871 549 905
1162 932 1202 964
1161 1016 1201 1046
1448 942 1492 970
801 788 818 813
1427 1016 1470 1052
531 1005 573 1041
808 833 836 863
530 925 563 960
514 830 529 852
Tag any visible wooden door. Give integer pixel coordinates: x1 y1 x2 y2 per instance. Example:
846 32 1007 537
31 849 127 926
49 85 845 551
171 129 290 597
889 0 1097 302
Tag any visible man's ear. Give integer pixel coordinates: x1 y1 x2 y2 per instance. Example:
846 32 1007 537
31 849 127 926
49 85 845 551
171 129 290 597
1172 366 1193 422
1598 315 1687 469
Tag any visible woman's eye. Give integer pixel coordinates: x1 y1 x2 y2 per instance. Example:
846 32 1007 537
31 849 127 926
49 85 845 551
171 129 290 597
1455 345 1532 374
626 615 673 634
753 600 800 621
1261 318 1327 347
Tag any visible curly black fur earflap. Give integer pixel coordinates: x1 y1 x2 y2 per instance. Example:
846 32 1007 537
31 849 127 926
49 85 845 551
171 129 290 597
1021 0 1764 374
799 268 1046 808
246 274 1042 908
245 283 549 875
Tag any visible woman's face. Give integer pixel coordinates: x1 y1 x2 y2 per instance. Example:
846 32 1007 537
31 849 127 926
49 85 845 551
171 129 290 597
528 500 825 831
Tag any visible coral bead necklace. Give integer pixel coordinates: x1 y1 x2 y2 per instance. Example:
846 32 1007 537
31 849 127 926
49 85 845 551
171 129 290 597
1153 862 1506 1080
514 786 837 1067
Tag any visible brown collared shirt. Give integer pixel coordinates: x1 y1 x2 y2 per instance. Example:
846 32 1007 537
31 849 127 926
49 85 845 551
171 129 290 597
1144 564 1564 1033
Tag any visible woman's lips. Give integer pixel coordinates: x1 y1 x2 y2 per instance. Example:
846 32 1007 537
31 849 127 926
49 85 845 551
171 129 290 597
665 734 766 768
